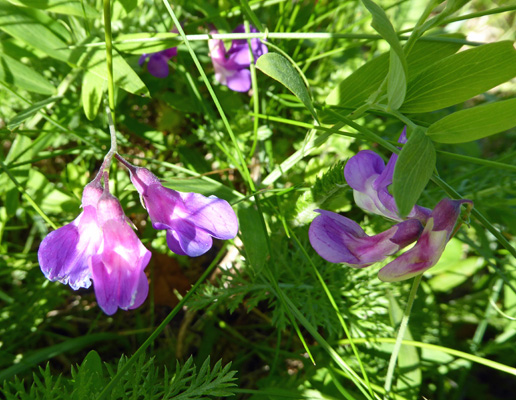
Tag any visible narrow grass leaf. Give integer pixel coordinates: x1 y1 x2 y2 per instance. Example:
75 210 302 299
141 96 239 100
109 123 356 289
427 98 516 143
256 52 318 121
401 41 516 113
114 32 180 54
0 333 118 381
361 0 407 109
7 0 98 17
0 4 71 62
393 127 436 217
7 96 61 130
387 294 422 395
82 70 105 121
0 53 55 95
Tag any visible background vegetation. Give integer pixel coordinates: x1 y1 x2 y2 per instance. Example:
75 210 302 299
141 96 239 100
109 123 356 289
1 0 515 399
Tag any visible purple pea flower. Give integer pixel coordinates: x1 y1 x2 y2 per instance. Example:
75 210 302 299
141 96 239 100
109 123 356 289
90 175 151 315
139 30 179 78
116 155 239 257
38 173 151 315
209 24 268 92
38 180 104 290
309 210 424 266
344 130 431 223
378 198 473 282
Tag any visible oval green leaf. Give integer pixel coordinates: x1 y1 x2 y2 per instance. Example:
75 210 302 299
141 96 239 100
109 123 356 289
401 41 516 113
427 98 516 143
362 0 407 110
256 52 318 121
393 127 436 217
325 35 463 109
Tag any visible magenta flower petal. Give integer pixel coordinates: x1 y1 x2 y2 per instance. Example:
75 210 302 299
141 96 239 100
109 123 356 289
378 198 472 282
38 183 103 290
344 130 431 223
122 163 239 257
90 192 151 315
309 209 423 266
226 68 251 92
344 150 385 192
147 54 170 78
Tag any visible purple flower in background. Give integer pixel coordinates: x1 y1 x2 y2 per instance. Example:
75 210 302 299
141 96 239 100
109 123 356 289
139 47 177 78
209 24 268 92
344 129 431 223
38 180 104 290
116 155 239 257
378 198 472 282
309 210 423 266
90 177 151 315
38 173 151 315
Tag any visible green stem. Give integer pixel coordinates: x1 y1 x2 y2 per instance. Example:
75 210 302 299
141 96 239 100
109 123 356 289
74 32 483 50
96 245 227 400
103 0 116 123
383 275 422 399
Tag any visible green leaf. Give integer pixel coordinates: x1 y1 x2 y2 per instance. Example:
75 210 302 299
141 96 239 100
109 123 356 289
393 127 436 217
69 41 149 97
325 35 463 109
401 41 516 113
237 205 269 269
6 0 98 17
0 3 71 62
115 32 180 54
7 96 62 130
361 0 407 109
82 70 105 121
0 53 55 94
427 239 483 292
427 98 516 143
256 52 318 121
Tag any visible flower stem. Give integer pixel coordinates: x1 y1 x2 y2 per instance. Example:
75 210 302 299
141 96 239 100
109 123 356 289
103 0 116 124
383 274 422 399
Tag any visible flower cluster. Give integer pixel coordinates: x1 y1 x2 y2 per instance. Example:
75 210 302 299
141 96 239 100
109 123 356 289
209 24 268 92
309 130 472 282
38 157 238 315
140 24 268 93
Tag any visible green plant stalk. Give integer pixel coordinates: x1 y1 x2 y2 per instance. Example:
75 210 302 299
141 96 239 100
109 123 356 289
96 245 227 400
162 2 255 193
383 275 422 399
244 20 261 160
103 0 116 123
75 32 483 50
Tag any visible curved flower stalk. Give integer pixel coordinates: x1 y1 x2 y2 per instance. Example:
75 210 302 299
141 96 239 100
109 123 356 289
38 180 103 290
209 24 268 92
38 173 151 315
378 198 473 282
309 209 423 266
90 174 151 315
344 129 431 223
116 155 239 257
